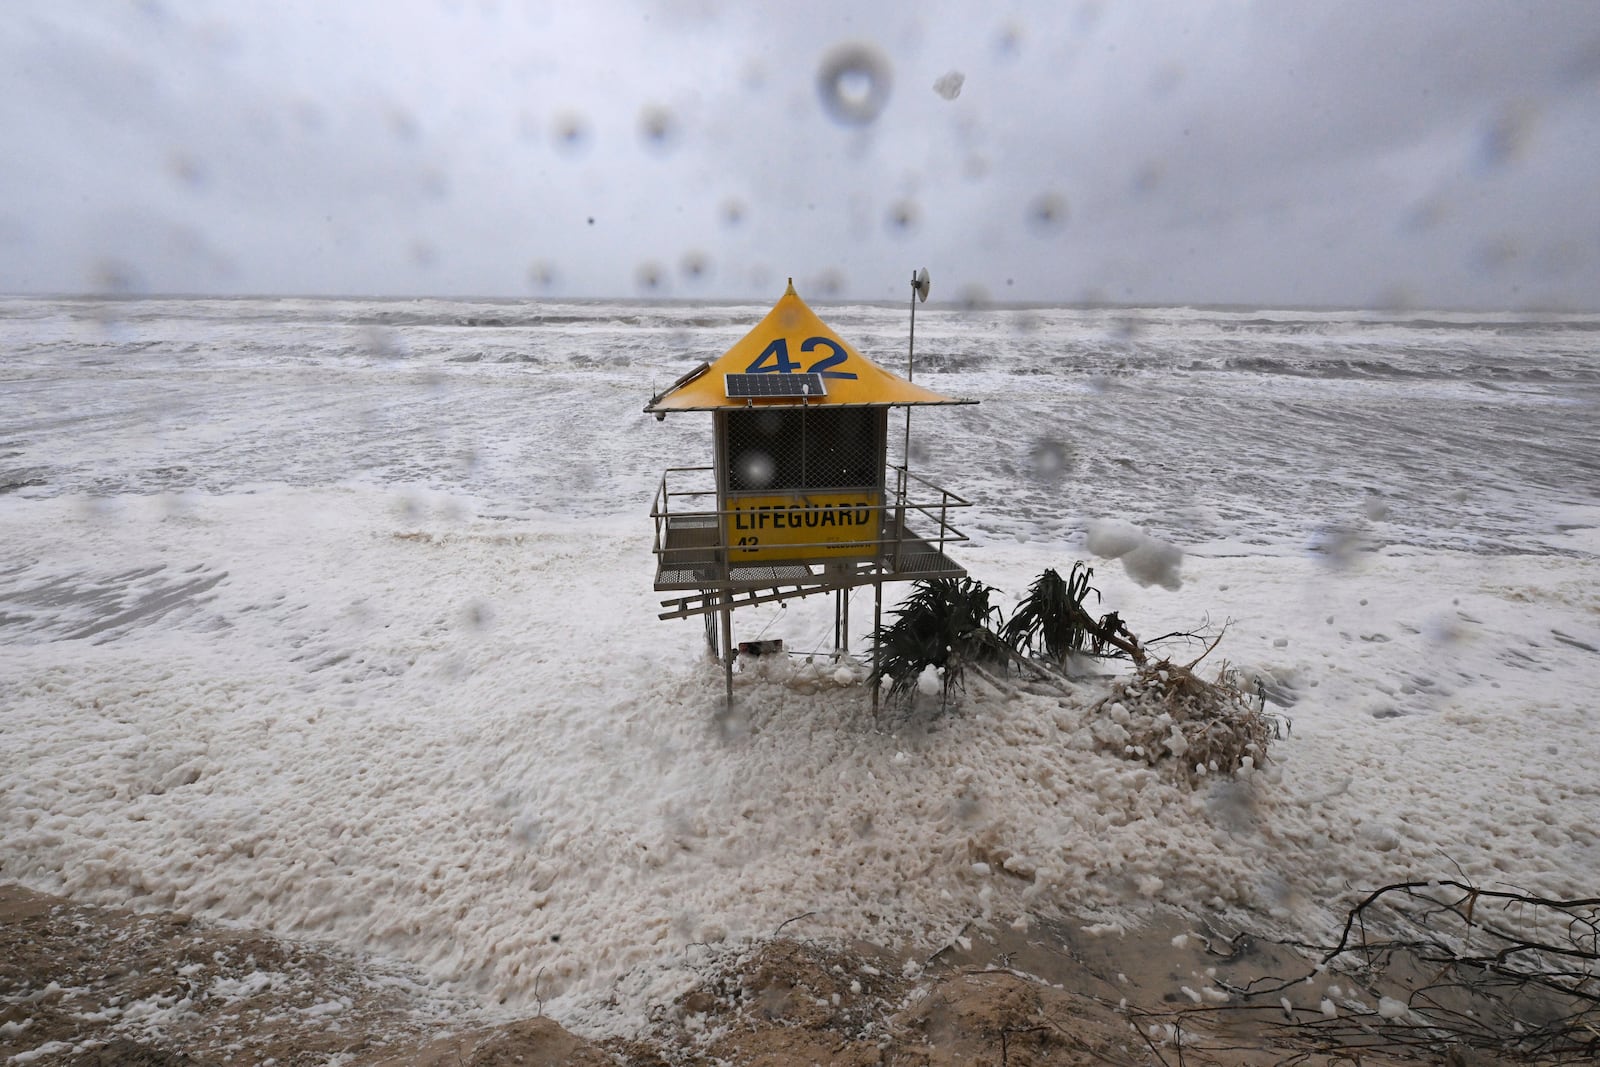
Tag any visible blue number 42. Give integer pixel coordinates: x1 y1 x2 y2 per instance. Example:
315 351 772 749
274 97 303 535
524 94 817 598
745 336 857 379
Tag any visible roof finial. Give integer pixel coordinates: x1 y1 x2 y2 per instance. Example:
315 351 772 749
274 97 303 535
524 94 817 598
784 276 797 296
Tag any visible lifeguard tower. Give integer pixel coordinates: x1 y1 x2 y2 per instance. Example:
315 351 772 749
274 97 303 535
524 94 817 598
646 276 976 703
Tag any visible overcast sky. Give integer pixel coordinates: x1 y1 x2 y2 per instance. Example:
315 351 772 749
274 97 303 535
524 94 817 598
2 1 1597 308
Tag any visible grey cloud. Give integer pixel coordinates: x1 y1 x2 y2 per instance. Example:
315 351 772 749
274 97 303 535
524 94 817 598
0 0 1595 308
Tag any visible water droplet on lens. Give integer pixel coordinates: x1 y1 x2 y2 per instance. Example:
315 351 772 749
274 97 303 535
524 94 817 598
1029 438 1075 484
955 284 990 310
812 269 846 296
1374 285 1416 312
420 168 449 200
1478 102 1538 169
738 451 775 488
388 108 420 141
1310 523 1366 570
89 258 144 295
1473 238 1517 273
817 43 892 126
679 251 711 283
1131 163 1164 196
462 599 493 632
362 326 404 361
636 261 665 292
932 71 964 100
993 23 1023 58
168 151 206 188
885 199 919 235
1148 62 1184 98
527 260 558 290
1109 316 1142 340
1027 192 1069 233
552 112 590 153
721 197 746 227
638 105 677 153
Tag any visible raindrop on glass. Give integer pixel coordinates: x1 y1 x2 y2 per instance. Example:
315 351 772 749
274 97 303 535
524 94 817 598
1131 162 1163 196
1478 102 1538 170
812 269 846 296
885 199 919 236
1473 237 1518 273
738 451 776 489
635 261 665 292
527 260 558 290
1029 438 1075 484
993 22 1023 59
955 284 990 310
419 167 450 200
361 326 404 361
552 112 590 154
168 151 206 189
932 71 964 100
88 258 143 295
1027 192 1069 234
461 599 494 632
679 251 711 283
638 105 678 153
817 43 893 126
388 108 420 142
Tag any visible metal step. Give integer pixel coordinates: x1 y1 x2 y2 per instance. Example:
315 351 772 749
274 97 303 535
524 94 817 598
659 582 840 620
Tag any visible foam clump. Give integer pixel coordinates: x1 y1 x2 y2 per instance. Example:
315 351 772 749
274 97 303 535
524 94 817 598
1085 520 1184 590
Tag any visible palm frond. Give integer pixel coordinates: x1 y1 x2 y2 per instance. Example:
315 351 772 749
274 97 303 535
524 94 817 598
870 577 1007 709
999 563 1102 665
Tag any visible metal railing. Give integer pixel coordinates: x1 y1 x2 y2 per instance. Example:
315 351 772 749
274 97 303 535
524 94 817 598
885 462 972 572
650 464 971 584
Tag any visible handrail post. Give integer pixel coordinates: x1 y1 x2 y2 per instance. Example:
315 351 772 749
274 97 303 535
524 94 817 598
939 489 948 561
893 463 906 571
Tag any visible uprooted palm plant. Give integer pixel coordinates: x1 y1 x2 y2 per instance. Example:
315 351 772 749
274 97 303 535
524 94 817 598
869 577 1013 710
991 561 1274 782
1091 641 1278 786
998 563 1146 670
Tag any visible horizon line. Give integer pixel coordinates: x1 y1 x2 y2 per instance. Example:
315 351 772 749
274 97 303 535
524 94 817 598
3 290 1597 317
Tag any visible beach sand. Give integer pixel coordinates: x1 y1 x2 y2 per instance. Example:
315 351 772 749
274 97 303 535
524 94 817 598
3 880 1548 1066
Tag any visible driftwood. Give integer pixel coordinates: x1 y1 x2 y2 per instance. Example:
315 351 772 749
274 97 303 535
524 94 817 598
1088 631 1277 785
1127 878 1600 1064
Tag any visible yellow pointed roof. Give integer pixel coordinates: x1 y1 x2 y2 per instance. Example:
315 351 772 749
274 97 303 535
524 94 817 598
645 281 971 412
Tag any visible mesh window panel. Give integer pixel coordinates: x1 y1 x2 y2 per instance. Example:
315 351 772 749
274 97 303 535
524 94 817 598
804 408 879 489
725 409 881 492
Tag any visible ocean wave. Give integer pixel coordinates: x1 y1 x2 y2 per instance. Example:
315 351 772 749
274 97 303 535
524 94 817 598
2 295 1595 560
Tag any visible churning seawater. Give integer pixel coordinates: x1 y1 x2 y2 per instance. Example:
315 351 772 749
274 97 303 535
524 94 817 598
3 296 1596 557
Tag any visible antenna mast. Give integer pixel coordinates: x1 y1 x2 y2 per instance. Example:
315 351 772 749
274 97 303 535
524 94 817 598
902 268 930 489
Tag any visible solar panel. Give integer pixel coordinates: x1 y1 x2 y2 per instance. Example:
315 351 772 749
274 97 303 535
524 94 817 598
724 372 827 399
